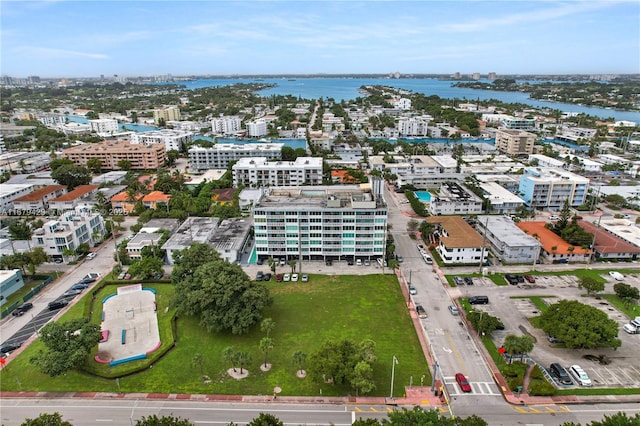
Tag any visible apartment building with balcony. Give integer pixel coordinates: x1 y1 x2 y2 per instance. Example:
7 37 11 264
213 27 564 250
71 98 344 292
232 157 323 187
130 129 194 152
252 183 388 262
188 143 283 172
429 181 483 215
31 206 106 260
247 119 268 137
518 168 589 210
495 129 536 155
61 140 166 170
153 106 180 125
426 216 489 265
211 116 242 135
89 118 118 136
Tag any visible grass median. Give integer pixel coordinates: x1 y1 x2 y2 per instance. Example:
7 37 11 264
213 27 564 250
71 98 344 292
0 274 430 397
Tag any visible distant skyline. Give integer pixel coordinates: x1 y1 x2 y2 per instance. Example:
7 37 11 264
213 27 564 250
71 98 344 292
2 1 639 78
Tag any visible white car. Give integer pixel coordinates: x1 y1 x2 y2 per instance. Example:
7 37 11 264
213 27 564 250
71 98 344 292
291 274 299 282
283 273 291 282
609 271 624 281
549 215 560 221
86 252 97 260
569 365 592 387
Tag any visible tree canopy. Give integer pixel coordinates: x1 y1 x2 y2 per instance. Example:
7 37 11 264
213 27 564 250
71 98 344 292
29 318 102 376
538 300 621 349
171 244 272 335
51 164 92 190
308 338 377 393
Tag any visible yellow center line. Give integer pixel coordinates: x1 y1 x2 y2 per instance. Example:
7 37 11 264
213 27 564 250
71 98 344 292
444 330 468 376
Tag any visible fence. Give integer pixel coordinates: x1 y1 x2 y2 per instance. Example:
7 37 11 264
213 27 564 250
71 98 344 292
0 275 55 319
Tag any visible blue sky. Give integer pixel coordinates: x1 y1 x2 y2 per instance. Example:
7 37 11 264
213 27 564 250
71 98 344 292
2 1 639 77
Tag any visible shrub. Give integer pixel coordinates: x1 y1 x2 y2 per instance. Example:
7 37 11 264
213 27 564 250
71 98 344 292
529 365 544 380
529 380 556 396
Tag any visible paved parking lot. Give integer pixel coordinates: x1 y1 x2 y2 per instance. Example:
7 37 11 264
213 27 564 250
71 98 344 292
457 272 640 390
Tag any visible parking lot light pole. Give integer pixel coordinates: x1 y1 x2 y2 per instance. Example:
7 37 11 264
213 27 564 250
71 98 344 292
390 355 399 399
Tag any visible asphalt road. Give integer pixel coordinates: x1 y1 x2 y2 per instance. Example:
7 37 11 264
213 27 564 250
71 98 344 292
2 398 640 426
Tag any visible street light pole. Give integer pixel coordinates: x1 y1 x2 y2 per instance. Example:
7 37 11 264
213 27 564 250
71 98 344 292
390 355 399 399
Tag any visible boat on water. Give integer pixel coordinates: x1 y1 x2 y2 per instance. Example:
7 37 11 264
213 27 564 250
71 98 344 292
257 137 272 143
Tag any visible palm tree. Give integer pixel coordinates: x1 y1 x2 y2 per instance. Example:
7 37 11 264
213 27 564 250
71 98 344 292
267 257 277 275
222 347 237 372
260 318 275 338
289 259 297 274
236 351 251 374
259 337 274 368
292 351 307 375
191 353 204 376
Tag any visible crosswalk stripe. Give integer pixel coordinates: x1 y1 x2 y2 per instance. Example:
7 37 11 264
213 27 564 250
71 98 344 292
514 407 529 413
528 407 541 413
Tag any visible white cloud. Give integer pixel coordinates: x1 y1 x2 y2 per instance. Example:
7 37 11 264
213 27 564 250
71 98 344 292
437 1 615 33
13 46 108 60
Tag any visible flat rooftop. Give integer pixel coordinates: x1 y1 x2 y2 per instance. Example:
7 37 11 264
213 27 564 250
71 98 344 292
255 185 385 210
478 215 540 248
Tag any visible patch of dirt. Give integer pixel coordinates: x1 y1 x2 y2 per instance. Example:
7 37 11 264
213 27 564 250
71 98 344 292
227 368 249 380
260 363 272 372
296 369 307 379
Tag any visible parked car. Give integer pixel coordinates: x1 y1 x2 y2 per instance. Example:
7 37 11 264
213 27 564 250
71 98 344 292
347 259 354 266
275 274 284 282
422 253 433 264
12 302 33 317
279 258 286 266
255 271 264 281
123 274 132 280
417 244 425 253
448 305 459 316
463 277 474 286
455 373 472 392
356 259 362 266
63 288 83 297
86 252 97 260
453 276 465 286
70 282 89 291
569 365 592 387
609 271 624 281
416 305 427 319
263 273 272 282
326 259 333 266
409 285 417 295
48 299 69 310
549 363 573 385
0 342 21 354
301 274 309 282
469 295 489 305
291 274 299 282
364 259 370 266
547 335 564 344
396 255 403 263
117 272 126 280
516 275 525 283
524 275 535 283
505 274 519 285
549 215 559 221
256 258 264 266
283 273 291 282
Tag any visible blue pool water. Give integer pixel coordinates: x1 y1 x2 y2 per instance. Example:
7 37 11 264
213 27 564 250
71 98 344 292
414 191 432 202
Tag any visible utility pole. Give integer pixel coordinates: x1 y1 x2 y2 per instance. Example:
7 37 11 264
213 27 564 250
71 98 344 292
389 355 399 399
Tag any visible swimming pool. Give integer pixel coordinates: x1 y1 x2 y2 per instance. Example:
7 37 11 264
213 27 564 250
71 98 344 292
414 191 432 202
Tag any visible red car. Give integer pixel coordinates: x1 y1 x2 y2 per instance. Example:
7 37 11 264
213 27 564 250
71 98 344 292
524 275 535 283
455 373 472 393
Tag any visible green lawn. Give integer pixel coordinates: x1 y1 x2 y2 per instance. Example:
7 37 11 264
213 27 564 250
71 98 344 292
0 274 430 397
